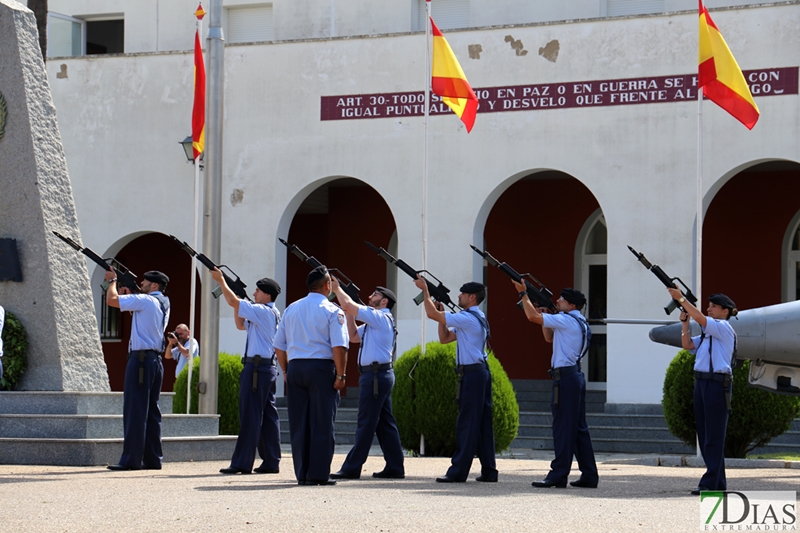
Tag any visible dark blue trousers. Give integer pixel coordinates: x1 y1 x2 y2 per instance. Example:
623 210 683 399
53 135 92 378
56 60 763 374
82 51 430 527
286 359 339 482
694 378 729 490
547 370 597 484
119 353 163 469
228 362 281 471
338 369 404 476
445 366 497 481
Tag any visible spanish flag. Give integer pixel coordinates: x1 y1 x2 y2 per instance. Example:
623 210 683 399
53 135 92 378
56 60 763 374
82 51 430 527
192 3 206 160
431 18 478 133
698 1 759 129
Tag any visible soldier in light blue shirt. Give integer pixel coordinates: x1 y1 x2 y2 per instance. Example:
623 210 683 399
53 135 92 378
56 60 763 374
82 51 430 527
329 280 404 481
415 276 497 484
669 287 738 495
105 269 170 471
513 281 598 489
213 268 283 476
275 266 349 485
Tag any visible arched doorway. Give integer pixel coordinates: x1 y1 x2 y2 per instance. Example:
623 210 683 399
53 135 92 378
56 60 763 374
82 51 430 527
576 210 607 388
96 232 202 391
480 170 604 381
703 161 800 310
281 177 398 391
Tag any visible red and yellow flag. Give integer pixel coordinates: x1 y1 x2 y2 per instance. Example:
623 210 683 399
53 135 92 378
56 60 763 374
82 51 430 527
192 4 206 160
698 0 759 129
431 18 478 133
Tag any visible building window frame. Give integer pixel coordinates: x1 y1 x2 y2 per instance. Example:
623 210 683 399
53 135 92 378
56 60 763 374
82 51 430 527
782 210 800 302
576 209 607 389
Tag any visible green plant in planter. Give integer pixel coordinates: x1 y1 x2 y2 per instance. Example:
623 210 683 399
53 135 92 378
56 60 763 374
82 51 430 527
1 310 28 390
173 352 242 435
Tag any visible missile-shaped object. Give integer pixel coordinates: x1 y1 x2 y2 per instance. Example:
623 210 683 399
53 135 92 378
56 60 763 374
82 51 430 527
649 300 800 396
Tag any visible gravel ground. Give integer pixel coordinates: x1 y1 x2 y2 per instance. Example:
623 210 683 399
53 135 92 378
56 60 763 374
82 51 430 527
1 448 798 533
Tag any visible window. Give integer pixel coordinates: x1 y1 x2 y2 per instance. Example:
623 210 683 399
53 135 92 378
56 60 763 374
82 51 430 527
606 0 665 17
226 4 274 43
784 213 800 302
100 289 122 340
578 211 607 387
416 0 470 31
47 13 124 57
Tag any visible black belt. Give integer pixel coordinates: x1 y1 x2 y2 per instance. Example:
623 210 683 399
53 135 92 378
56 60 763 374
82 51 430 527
548 364 581 409
243 355 276 392
455 361 488 401
695 371 733 414
128 350 161 386
358 362 393 399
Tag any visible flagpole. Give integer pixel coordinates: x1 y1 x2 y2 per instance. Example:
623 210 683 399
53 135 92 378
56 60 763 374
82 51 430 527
695 11 704 459
422 0 431 354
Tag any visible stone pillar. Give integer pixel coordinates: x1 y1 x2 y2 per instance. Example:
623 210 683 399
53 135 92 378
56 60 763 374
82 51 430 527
0 0 109 391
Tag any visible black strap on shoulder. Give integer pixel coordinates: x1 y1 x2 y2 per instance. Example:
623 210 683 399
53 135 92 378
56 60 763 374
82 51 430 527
565 312 591 362
464 308 491 354
151 293 169 352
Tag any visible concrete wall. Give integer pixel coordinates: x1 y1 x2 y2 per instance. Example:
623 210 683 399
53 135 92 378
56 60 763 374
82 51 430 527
45 4 800 403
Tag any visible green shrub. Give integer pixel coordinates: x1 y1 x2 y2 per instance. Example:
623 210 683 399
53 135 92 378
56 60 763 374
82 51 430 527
393 341 519 456
1 311 28 390
173 352 242 435
662 349 800 458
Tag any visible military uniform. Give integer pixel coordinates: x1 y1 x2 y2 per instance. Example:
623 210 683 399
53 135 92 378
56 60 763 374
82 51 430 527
333 303 404 479
224 300 282 474
440 304 497 482
115 281 170 470
274 289 348 484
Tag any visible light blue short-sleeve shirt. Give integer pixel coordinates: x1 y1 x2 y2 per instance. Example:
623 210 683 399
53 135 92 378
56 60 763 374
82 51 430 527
172 338 199 377
238 300 280 358
691 318 736 374
444 306 488 366
119 291 170 352
355 306 395 366
542 310 589 368
274 293 348 361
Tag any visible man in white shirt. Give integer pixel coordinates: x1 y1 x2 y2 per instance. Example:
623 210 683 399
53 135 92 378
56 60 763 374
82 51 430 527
165 324 199 378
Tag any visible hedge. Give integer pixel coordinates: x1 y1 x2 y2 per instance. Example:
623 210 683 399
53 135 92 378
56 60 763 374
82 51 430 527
173 352 242 435
1 310 28 390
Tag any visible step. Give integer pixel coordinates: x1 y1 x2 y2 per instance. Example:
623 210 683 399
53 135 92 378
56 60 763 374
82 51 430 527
0 435 237 466
0 413 219 439
0 391 173 415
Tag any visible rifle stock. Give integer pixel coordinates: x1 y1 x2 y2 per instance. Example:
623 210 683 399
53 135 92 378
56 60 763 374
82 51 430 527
365 241 460 312
469 245 556 313
279 238 363 304
53 231 141 293
171 235 251 302
628 245 697 314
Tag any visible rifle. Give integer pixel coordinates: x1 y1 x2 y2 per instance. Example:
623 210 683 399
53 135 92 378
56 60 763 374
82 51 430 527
365 241 460 312
278 238 363 304
170 236 252 302
53 231 141 293
470 245 557 313
628 245 697 315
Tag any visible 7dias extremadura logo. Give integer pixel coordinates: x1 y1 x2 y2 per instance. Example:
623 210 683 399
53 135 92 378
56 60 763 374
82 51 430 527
700 491 796 531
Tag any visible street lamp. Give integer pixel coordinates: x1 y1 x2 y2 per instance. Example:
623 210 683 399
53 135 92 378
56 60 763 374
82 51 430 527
179 135 204 166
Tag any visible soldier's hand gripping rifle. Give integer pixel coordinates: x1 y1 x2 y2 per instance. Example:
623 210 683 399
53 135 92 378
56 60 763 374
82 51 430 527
279 238 363 304
470 245 557 313
628 245 697 315
170 236 252 302
53 231 141 293
365 241 460 312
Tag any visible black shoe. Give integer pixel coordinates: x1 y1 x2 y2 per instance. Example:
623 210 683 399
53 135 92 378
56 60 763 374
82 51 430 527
253 465 279 474
531 479 567 488
570 479 598 488
691 486 711 496
476 475 498 483
372 470 405 479
107 464 138 471
219 467 251 475
329 470 360 480
436 475 465 483
300 479 337 486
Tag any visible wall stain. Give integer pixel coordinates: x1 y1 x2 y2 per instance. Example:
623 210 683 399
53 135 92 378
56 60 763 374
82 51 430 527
504 35 528 56
538 40 559 63
468 44 482 59
56 64 68 79
230 188 244 206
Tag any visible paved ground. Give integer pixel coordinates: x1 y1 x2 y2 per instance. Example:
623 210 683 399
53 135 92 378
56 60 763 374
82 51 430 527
1 447 798 533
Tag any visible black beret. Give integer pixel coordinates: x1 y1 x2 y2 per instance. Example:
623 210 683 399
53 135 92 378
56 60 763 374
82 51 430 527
306 265 329 286
459 281 485 294
257 278 281 297
376 286 397 303
560 288 586 307
709 293 737 313
143 270 169 284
